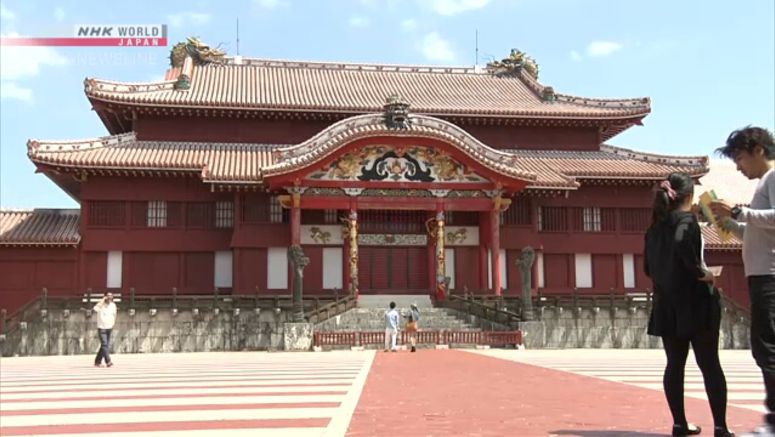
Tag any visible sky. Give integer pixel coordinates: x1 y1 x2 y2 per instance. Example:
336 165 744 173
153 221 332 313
0 0 773 209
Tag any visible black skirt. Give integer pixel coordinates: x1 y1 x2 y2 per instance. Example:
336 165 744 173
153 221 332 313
647 283 722 339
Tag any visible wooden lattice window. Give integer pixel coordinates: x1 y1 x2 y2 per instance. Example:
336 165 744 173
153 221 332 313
538 207 568 232
323 209 339 224
502 197 531 225
583 207 601 232
269 196 284 223
88 201 125 227
147 201 167 227
359 210 426 234
215 201 234 228
186 202 214 228
620 208 651 233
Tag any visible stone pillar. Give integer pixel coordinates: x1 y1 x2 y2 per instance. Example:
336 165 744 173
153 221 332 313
517 246 536 320
288 245 309 322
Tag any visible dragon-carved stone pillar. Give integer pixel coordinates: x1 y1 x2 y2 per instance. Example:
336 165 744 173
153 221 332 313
517 246 536 321
288 245 309 322
341 210 359 296
435 211 446 301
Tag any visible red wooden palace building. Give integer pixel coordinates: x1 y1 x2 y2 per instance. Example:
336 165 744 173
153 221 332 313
0 44 745 314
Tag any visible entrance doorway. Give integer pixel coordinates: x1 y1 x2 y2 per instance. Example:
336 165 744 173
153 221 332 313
358 246 428 293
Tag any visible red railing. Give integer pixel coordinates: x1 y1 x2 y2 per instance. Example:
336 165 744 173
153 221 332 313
314 330 523 347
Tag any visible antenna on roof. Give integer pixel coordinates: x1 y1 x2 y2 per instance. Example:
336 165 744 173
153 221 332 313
475 29 479 69
236 18 240 56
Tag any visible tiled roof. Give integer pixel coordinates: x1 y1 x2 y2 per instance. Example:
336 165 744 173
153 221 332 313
0 209 80 246
84 57 651 121
701 225 742 250
29 133 709 190
505 145 708 180
27 133 277 183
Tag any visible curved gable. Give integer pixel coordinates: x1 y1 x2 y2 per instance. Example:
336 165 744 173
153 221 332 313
263 113 538 190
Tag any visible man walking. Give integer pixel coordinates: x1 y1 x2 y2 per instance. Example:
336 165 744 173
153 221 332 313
93 292 117 367
711 126 775 436
384 301 400 352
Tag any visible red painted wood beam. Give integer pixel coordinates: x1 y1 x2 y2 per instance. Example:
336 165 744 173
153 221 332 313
298 196 494 211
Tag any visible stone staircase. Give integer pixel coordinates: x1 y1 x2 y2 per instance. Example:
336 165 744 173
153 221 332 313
314 294 509 350
315 307 481 332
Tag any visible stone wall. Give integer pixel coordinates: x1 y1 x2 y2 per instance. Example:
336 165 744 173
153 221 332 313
520 306 750 349
1 308 300 357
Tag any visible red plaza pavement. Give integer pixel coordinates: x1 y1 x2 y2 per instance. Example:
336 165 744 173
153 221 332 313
0 349 764 436
347 349 762 436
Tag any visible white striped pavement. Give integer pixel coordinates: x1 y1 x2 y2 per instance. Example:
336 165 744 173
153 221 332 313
468 349 767 413
0 351 376 436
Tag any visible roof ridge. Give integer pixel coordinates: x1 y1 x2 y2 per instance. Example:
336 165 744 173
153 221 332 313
84 77 176 95
225 56 484 75
28 132 136 154
601 144 708 165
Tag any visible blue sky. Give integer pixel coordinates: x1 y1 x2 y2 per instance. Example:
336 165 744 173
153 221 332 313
0 0 773 208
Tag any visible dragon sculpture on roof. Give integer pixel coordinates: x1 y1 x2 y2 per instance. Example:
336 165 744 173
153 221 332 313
487 48 539 79
169 37 226 68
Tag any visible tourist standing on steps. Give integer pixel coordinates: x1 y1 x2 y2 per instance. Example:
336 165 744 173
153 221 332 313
405 303 421 353
384 301 399 352
94 292 117 368
644 172 734 437
710 126 775 437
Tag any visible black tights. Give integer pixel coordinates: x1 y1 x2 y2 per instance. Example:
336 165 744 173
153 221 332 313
662 331 728 429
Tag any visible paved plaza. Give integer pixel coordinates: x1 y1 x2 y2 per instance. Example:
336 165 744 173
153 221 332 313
0 349 765 436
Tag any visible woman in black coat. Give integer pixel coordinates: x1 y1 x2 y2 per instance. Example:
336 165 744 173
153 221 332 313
644 172 733 437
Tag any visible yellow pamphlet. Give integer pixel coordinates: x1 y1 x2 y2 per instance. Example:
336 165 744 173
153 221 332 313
698 190 732 242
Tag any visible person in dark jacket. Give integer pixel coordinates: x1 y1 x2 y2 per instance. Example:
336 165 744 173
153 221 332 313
644 172 734 437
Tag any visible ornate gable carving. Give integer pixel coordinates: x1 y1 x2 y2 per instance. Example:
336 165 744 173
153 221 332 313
307 145 488 183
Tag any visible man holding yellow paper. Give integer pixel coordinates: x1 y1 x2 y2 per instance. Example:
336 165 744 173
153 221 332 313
710 126 775 436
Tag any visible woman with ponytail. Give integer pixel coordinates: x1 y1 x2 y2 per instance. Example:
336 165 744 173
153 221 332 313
644 172 734 437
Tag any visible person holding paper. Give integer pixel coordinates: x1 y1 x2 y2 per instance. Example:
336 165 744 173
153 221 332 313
645 172 733 437
710 126 775 436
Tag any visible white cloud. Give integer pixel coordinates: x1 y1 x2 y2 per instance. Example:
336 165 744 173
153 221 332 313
586 41 623 57
348 15 370 28
569 50 582 62
0 3 15 21
168 11 212 28
254 0 284 9
54 7 65 22
0 81 33 102
430 0 490 15
401 19 417 31
419 32 456 62
0 33 70 81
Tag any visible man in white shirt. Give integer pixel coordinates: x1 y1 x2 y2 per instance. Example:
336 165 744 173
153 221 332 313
711 126 775 436
93 292 117 367
384 301 399 352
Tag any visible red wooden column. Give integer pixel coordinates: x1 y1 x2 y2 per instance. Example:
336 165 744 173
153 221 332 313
491 207 502 296
343 216 351 294
478 212 489 291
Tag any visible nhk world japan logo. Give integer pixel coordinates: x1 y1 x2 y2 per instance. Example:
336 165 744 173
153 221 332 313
0 25 167 46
